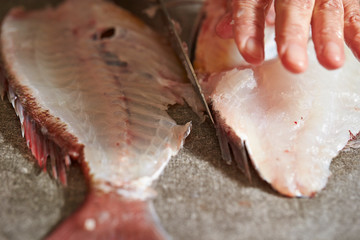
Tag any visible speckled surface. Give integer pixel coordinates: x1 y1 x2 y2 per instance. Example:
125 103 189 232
1 1 360 240
0 99 87 240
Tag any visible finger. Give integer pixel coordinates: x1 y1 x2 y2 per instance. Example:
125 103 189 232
266 3 275 25
216 12 234 39
311 0 345 70
232 0 273 65
344 0 360 61
275 0 315 73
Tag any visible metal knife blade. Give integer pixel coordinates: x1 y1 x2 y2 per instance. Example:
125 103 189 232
157 0 215 125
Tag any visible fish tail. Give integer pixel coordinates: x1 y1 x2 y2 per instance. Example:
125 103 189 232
46 191 167 240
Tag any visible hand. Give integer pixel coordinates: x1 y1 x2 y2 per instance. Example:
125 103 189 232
216 0 360 73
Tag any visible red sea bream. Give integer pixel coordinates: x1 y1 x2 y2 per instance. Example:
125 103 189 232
0 0 201 238
195 0 360 197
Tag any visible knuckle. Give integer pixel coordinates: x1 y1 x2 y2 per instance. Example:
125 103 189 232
277 23 309 42
232 0 269 23
316 0 343 11
343 0 359 9
345 10 360 25
279 0 314 11
248 18 264 31
235 17 264 34
233 0 271 12
315 26 343 40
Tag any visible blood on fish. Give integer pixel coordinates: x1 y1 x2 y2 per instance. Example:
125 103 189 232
349 130 356 140
72 28 79 36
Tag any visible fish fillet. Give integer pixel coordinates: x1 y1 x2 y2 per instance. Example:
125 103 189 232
1 0 199 238
195 0 360 197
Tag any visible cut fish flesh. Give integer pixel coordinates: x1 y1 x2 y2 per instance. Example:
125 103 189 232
195 0 360 197
1 0 199 238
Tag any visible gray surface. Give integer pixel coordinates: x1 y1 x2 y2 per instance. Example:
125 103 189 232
1 1 360 240
0 99 87 240
2 95 360 240
157 106 360 240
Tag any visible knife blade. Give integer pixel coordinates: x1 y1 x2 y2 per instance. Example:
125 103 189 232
157 0 215 125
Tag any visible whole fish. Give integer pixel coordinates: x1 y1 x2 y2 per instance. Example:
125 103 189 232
195 0 360 197
0 0 200 238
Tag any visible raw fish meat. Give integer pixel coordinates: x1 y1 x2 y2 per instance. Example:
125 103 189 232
195 0 360 197
0 0 199 238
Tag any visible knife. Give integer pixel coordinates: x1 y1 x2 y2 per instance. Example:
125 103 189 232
157 0 215 125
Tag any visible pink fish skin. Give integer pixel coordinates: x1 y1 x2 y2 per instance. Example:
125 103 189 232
47 191 165 240
1 0 201 238
195 0 360 197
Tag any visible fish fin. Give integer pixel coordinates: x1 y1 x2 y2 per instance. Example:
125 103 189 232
0 66 6 100
46 191 167 240
215 115 252 181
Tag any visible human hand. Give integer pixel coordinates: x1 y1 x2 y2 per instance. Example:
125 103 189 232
216 0 360 73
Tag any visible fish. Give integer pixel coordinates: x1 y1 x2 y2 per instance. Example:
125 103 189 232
0 0 202 238
194 0 360 197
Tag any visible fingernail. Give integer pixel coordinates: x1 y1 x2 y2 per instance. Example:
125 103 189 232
244 37 264 64
323 42 343 66
282 43 307 73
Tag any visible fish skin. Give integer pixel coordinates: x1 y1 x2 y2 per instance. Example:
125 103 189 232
195 0 360 197
47 191 167 240
1 0 199 238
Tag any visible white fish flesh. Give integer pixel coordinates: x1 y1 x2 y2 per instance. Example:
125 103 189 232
195 0 360 197
1 0 199 238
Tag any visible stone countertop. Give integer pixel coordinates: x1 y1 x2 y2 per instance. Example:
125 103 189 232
0 1 360 240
